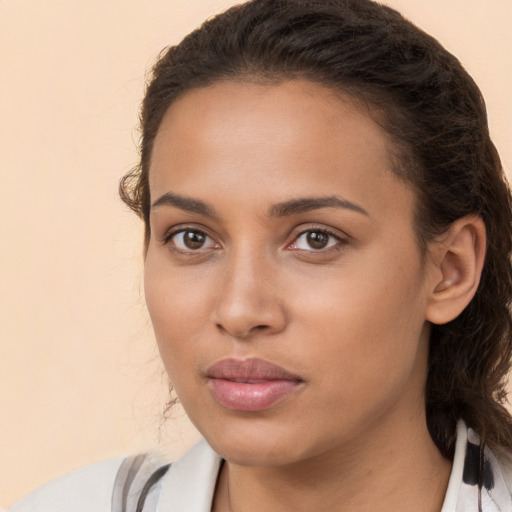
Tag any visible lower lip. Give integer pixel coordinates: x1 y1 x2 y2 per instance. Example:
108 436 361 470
208 378 302 411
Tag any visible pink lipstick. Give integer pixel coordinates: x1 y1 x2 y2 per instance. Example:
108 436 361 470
206 358 303 411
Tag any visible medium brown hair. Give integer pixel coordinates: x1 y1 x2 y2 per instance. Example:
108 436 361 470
120 0 512 456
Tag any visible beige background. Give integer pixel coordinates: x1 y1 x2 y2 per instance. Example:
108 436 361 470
1 0 511 506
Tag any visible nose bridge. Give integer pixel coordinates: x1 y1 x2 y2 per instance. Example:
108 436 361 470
229 240 269 287
214 240 286 338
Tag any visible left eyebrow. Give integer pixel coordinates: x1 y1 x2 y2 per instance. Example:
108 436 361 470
268 195 369 218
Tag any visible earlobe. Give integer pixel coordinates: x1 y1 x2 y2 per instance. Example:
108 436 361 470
426 215 486 325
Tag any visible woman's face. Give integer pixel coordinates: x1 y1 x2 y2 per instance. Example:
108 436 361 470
145 80 435 466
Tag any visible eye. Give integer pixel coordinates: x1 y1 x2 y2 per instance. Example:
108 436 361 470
164 228 217 251
290 229 343 251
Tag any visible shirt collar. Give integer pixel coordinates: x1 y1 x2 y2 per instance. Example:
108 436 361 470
443 420 512 512
157 438 221 512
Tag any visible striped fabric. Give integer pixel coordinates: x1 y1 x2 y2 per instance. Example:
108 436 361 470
111 454 170 512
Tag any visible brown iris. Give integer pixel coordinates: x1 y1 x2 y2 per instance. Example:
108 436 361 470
306 231 329 249
183 230 206 249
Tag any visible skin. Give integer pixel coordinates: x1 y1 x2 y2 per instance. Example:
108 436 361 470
144 80 455 511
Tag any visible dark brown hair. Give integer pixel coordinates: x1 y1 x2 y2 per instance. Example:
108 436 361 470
120 0 512 456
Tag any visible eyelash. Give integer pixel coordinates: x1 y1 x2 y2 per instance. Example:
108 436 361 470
161 226 347 255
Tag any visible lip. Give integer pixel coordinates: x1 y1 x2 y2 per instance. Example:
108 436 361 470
206 358 304 411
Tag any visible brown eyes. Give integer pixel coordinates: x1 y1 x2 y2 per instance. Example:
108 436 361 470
292 230 339 250
308 232 328 249
163 227 343 253
179 230 210 250
163 229 218 251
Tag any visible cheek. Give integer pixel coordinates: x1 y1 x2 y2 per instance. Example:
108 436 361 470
293 248 428 390
144 254 215 370
298 245 424 328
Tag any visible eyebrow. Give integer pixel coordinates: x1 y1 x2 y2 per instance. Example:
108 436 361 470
268 196 368 217
151 192 369 218
152 192 219 219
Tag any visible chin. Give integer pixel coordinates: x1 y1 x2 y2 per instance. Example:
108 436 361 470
198 419 312 467
213 439 302 467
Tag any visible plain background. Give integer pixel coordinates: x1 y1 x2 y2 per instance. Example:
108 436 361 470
1 0 511 506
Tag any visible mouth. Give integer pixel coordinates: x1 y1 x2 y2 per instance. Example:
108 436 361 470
205 357 304 412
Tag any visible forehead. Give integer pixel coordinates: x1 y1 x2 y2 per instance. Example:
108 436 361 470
149 79 415 225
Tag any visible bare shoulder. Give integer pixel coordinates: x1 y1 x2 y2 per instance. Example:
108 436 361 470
8 457 126 512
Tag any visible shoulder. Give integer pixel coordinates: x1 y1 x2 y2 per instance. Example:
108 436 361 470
496 448 512 496
8 441 221 512
8 456 133 512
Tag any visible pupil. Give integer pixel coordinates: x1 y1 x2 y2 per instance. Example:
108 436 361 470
307 231 328 249
184 231 205 249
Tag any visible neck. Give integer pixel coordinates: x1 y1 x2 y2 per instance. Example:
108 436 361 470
212 410 451 512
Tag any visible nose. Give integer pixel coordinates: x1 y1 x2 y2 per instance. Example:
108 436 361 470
213 250 287 340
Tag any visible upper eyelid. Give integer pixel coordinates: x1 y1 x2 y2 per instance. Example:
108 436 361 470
161 224 213 244
292 224 351 245
295 226 343 240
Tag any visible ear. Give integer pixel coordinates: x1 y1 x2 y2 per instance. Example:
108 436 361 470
425 215 486 325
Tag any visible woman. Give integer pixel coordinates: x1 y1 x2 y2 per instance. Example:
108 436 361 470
10 0 512 510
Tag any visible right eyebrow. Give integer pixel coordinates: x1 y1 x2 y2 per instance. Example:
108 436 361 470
151 192 219 220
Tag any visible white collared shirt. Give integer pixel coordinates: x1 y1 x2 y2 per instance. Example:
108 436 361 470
9 421 512 511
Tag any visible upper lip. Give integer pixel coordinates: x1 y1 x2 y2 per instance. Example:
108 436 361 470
206 357 303 382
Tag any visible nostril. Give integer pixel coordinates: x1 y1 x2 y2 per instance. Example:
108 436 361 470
216 322 271 339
